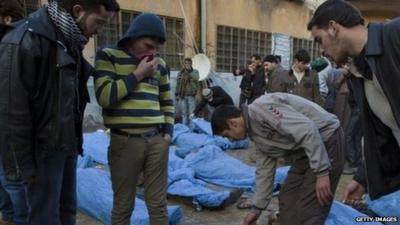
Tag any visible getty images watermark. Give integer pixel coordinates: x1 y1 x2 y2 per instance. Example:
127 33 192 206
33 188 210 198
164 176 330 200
355 216 398 223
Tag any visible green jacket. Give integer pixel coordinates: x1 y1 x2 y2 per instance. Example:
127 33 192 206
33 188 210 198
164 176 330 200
175 69 199 97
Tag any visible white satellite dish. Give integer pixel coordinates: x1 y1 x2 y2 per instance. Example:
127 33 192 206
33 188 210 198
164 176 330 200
192 53 211 81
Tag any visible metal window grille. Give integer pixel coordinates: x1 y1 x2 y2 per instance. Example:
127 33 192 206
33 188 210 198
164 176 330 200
292 37 320 62
95 15 119 50
216 25 272 72
96 10 184 70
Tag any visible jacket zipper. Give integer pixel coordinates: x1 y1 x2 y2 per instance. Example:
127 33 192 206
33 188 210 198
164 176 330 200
11 145 21 178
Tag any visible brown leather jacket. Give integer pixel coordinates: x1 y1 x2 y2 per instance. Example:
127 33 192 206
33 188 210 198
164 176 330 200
265 65 287 93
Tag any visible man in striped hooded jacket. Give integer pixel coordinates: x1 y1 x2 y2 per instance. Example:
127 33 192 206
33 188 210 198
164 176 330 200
94 12 174 225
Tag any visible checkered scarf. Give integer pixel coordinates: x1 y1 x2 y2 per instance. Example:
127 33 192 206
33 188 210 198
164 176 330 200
47 1 88 47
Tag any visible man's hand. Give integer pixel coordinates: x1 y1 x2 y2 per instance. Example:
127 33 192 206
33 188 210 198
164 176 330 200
134 57 158 81
316 174 332 206
243 212 259 225
163 134 171 144
342 180 365 205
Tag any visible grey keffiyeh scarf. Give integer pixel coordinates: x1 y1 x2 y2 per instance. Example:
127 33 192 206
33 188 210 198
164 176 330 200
47 1 88 47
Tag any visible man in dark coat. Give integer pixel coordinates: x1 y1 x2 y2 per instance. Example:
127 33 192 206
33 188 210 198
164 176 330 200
263 55 286 93
0 1 119 224
308 0 400 202
281 49 324 106
0 1 29 225
240 55 266 105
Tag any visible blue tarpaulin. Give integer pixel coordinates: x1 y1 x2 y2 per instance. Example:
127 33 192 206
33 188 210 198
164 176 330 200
77 154 95 169
81 131 286 207
325 201 383 225
77 168 183 225
83 131 109 164
81 129 392 223
184 145 255 191
367 190 400 225
173 122 249 154
192 118 213 135
168 149 231 207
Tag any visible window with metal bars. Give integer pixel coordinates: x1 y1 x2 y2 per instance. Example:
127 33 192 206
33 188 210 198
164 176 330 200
216 25 272 72
95 15 119 50
291 37 320 63
96 10 184 70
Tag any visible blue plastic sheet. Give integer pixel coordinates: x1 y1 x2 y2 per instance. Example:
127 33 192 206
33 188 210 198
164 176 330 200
367 190 400 225
82 132 286 207
77 168 183 225
273 166 290 188
83 131 109 164
173 122 249 154
168 149 231 207
325 201 383 225
185 145 255 191
192 118 213 135
77 155 95 169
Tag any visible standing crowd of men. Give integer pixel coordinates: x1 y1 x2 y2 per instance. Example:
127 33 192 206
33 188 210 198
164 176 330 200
0 0 399 225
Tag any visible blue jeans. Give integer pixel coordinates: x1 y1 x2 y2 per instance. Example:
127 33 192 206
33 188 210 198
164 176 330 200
27 151 77 225
178 96 196 126
0 157 29 225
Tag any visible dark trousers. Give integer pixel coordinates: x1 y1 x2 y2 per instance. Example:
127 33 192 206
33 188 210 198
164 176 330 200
345 111 362 167
0 157 28 225
279 128 345 225
27 151 77 225
109 133 169 225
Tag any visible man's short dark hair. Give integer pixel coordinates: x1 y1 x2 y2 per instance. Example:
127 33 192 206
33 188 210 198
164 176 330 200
56 0 120 14
211 105 242 135
294 49 311 64
251 54 261 61
184 58 192 63
0 0 25 21
263 55 278 63
307 0 364 30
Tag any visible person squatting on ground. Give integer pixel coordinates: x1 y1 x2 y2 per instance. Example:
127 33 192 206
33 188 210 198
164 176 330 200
0 0 119 225
211 93 344 225
191 86 234 120
308 0 400 203
94 12 174 225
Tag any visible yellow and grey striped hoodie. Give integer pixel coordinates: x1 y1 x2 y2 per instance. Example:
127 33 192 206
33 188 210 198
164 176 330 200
94 46 174 136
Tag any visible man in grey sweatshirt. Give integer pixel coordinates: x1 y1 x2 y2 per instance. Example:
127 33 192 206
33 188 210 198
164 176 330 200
211 93 344 225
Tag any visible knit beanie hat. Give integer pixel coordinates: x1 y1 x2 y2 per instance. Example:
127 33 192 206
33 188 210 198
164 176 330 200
118 12 166 47
263 55 278 63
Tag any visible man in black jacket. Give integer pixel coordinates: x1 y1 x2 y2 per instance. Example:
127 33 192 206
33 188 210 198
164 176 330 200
192 86 234 119
0 1 119 225
239 55 266 105
308 0 400 203
0 2 29 225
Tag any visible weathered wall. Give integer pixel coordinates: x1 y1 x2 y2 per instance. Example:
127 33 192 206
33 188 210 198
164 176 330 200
205 0 314 66
38 0 314 66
